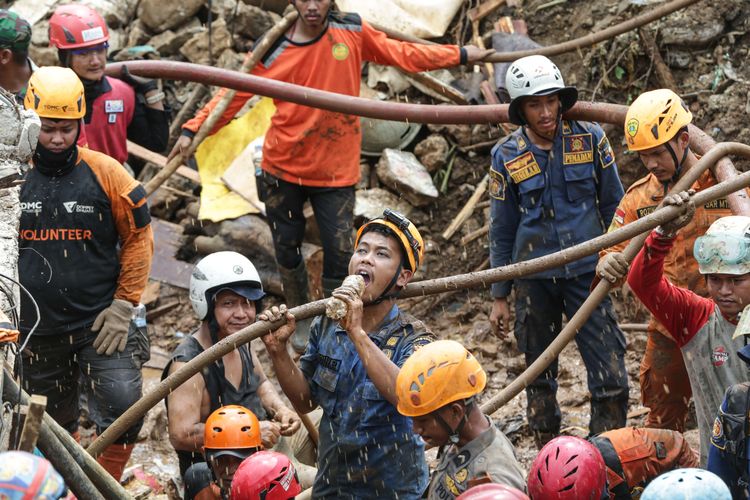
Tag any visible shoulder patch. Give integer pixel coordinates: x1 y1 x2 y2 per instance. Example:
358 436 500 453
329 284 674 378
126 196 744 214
562 121 572 135
489 168 506 201
504 151 541 184
598 134 616 169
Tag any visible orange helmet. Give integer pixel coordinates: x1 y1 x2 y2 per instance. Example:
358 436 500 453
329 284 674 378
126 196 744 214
24 66 85 120
204 405 262 452
355 209 424 273
396 340 486 417
625 89 692 152
49 5 109 50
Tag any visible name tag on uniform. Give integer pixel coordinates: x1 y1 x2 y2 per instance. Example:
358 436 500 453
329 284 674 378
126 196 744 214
105 100 124 113
504 151 541 184
563 133 593 165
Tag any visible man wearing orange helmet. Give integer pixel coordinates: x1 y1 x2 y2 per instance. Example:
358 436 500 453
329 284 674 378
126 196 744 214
183 405 262 500
396 340 526 499
19 66 153 481
597 89 746 433
48 5 168 171
261 209 436 498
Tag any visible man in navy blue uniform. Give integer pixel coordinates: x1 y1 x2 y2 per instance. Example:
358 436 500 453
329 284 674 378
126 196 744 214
260 209 434 498
488 55 628 446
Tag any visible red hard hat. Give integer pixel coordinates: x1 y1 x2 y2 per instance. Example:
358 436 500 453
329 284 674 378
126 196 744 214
231 451 302 500
457 483 530 500
527 436 606 500
49 4 109 50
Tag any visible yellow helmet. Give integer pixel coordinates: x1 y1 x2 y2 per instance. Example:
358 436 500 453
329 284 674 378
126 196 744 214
624 89 692 151
24 66 85 120
355 209 424 273
396 340 487 417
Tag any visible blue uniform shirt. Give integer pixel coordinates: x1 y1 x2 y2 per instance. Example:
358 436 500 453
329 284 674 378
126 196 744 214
488 119 624 297
299 305 435 499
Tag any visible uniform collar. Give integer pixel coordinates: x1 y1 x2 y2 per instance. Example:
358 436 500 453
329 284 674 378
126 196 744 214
434 416 497 472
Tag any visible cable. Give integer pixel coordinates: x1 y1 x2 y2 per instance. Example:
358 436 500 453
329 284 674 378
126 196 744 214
0 272 40 353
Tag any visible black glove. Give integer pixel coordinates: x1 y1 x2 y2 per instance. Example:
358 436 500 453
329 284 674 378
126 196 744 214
120 65 158 94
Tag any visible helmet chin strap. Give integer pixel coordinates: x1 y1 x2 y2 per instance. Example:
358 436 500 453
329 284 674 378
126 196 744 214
662 142 690 195
369 261 405 306
434 398 475 446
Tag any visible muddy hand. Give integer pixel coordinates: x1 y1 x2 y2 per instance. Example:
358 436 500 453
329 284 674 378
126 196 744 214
167 135 192 163
596 252 630 284
259 304 296 355
274 406 301 436
658 189 695 236
489 297 511 340
260 420 281 448
332 287 364 338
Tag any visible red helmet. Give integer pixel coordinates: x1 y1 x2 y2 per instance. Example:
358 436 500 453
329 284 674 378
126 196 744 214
49 5 109 50
231 451 302 500
528 436 606 500
457 483 530 500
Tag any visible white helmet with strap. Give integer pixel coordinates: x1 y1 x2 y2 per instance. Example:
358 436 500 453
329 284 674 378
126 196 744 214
505 55 578 126
190 251 264 320
694 216 750 275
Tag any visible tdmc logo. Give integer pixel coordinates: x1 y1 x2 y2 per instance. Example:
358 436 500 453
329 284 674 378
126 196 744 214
63 201 94 214
21 201 42 214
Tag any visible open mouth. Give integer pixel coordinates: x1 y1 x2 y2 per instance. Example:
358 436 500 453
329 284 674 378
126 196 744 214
357 269 372 286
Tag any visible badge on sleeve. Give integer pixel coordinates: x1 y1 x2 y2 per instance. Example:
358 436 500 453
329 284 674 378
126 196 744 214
489 169 506 201
598 135 616 169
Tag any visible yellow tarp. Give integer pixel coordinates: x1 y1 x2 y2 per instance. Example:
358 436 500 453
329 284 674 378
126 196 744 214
195 97 275 222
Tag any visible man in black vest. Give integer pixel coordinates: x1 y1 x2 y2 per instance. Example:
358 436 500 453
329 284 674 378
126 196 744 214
164 251 307 478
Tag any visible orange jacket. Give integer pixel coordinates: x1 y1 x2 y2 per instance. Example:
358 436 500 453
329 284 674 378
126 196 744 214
183 12 461 188
592 427 698 499
601 169 735 336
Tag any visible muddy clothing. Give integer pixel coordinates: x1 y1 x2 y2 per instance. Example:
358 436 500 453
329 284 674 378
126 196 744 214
489 120 623 295
163 335 268 476
514 274 628 434
257 170 355 278
428 419 525 499
489 119 628 434
602 170 736 431
183 11 462 188
628 231 750 464
591 427 699 499
79 76 169 165
21 322 148 444
299 306 434 498
183 463 222 500
18 146 152 334
708 366 750 499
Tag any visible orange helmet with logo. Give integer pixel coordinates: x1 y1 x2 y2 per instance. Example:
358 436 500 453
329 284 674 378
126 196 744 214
624 89 692 152
396 340 486 417
24 66 85 120
204 405 262 451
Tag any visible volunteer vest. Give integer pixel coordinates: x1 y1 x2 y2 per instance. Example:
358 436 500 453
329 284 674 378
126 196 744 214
19 155 120 334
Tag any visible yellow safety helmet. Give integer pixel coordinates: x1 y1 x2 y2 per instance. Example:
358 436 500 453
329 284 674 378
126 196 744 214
396 340 487 417
24 66 85 120
355 209 424 273
624 89 692 152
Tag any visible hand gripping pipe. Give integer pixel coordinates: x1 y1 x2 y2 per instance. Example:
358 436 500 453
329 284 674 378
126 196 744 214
88 143 750 456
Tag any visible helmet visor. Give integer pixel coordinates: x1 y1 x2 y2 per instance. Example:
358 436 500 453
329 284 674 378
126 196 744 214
694 234 750 267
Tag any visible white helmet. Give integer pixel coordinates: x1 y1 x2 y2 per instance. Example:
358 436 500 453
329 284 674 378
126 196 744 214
505 55 578 126
190 251 265 320
694 216 750 275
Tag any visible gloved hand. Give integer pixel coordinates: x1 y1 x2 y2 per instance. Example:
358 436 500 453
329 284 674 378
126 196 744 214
657 190 695 237
92 299 134 355
120 65 158 94
596 252 630 284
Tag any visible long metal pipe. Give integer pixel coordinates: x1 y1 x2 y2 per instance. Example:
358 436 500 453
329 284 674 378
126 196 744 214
89 142 750 456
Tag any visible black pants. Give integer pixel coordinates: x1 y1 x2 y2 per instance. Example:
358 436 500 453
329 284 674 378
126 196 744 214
258 170 355 280
514 273 629 435
21 322 149 444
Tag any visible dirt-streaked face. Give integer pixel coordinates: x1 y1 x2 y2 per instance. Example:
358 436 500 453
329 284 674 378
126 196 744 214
707 273 750 318
348 231 412 303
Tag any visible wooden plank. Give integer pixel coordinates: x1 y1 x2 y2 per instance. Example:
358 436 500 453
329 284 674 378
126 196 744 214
127 141 201 185
18 395 47 453
442 175 489 240
468 0 506 22
220 142 265 213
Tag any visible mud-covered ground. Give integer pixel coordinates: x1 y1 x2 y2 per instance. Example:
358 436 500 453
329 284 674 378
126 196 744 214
108 0 750 495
